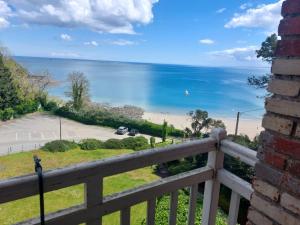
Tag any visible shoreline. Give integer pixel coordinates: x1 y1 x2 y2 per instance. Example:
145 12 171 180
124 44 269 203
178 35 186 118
143 111 263 139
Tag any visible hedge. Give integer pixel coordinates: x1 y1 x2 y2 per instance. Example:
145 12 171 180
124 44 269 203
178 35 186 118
55 106 184 138
42 140 78 152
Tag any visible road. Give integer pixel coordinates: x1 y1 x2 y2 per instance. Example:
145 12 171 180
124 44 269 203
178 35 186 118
0 112 154 155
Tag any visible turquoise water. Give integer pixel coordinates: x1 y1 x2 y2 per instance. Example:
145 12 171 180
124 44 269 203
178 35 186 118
15 56 267 118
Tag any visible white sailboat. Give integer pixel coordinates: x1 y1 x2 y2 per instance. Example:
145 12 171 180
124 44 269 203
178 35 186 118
185 89 189 96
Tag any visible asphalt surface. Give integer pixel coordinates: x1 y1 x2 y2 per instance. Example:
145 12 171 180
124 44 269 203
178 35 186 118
0 112 153 155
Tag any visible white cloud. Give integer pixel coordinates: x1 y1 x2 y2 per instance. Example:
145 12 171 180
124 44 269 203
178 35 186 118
84 41 99 47
240 3 253 10
0 0 11 29
216 8 226 14
110 39 136 46
51 52 80 58
199 39 215 45
60 33 72 41
225 0 283 31
209 46 258 61
6 0 159 34
0 17 9 28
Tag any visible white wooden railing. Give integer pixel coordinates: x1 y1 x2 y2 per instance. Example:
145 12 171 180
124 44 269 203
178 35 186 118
0 128 258 225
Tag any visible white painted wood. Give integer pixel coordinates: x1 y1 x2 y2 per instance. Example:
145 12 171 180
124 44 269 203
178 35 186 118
202 129 226 225
0 130 257 225
0 137 216 204
121 208 131 225
147 199 156 225
188 184 198 225
169 191 179 225
18 167 214 225
220 140 258 167
217 169 253 200
228 191 240 225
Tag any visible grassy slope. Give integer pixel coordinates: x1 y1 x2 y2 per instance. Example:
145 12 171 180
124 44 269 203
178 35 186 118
0 149 158 225
0 148 228 225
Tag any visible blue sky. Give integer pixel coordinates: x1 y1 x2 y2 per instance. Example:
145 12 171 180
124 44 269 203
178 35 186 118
0 0 283 66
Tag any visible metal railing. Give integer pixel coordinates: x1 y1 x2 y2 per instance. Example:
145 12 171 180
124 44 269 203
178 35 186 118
0 128 258 225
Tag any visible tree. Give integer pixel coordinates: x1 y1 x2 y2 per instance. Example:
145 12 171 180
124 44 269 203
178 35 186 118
187 109 225 138
0 54 22 110
65 72 90 111
162 120 168 142
248 34 278 89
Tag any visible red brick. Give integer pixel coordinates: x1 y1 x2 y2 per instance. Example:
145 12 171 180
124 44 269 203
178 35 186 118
264 150 287 170
287 159 300 178
255 162 300 197
281 173 300 198
262 132 300 160
275 40 300 57
282 0 300 16
255 162 283 187
279 17 300 36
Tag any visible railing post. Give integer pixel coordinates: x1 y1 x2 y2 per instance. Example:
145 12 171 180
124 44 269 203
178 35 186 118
228 191 240 225
85 176 103 225
202 128 226 225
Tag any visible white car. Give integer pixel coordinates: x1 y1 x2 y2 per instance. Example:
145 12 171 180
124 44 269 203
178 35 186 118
116 126 128 135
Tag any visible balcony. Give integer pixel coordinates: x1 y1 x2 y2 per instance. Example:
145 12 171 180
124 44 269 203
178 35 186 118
0 128 257 225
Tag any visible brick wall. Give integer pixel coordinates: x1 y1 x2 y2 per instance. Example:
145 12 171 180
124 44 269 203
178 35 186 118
248 0 300 224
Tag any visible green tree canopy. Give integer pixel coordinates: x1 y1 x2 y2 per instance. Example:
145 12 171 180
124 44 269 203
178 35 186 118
65 71 90 111
186 109 225 138
0 54 22 110
248 33 278 89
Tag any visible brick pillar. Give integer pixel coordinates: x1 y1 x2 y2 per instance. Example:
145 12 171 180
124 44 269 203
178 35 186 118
247 1 300 225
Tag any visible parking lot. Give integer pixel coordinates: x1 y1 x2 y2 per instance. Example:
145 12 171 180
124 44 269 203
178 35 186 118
0 112 154 155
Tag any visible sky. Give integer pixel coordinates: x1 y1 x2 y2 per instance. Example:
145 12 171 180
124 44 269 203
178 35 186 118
0 0 283 67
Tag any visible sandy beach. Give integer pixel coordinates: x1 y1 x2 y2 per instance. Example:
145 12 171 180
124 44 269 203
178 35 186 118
143 112 263 139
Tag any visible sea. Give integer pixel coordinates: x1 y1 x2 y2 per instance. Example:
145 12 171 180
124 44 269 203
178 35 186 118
15 56 268 119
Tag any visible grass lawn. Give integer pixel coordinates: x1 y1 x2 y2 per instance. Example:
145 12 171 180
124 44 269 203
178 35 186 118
0 148 158 225
0 147 228 225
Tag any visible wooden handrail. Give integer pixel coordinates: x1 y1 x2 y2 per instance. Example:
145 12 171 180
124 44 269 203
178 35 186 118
0 137 216 204
0 128 259 225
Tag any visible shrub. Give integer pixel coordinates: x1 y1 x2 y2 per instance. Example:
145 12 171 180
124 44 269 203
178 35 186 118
121 136 149 151
55 106 184 138
79 139 103 150
141 191 227 225
44 101 58 112
42 140 78 152
0 108 15 121
103 139 124 149
15 100 39 115
150 137 156 148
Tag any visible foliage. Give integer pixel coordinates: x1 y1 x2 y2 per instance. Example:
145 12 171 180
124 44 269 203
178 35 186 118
65 72 90 111
0 107 14 121
162 120 168 142
256 34 278 63
121 136 149 150
141 190 227 225
150 136 156 148
43 101 58 112
103 138 124 149
14 99 39 115
0 54 22 110
248 33 278 89
42 140 78 152
79 139 104 150
186 109 225 137
55 106 184 137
